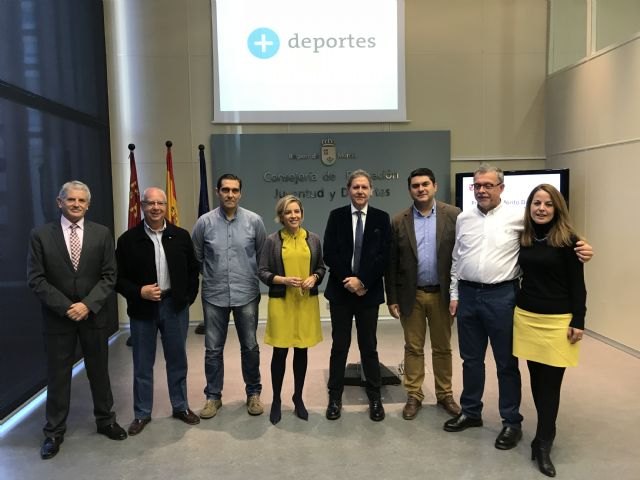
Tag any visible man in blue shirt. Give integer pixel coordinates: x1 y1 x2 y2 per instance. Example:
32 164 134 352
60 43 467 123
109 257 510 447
386 168 461 420
192 174 267 418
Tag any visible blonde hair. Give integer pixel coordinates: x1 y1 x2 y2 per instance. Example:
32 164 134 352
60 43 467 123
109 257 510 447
274 195 303 225
521 184 581 247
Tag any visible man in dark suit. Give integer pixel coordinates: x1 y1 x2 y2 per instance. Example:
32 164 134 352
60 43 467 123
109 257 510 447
27 180 126 460
386 168 461 420
115 187 201 436
323 169 391 421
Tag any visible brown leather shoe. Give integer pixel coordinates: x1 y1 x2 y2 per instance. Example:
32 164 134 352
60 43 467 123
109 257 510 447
437 395 461 416
172 409 200 425
127 418 151 436
402 397 422 420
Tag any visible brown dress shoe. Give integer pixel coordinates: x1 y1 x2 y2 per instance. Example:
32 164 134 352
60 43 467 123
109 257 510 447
437 395 462 416
402 397 422 420
172 409 200 425
128 418 151 436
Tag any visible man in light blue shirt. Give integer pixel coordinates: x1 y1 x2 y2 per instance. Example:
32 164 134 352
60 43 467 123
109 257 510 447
192 174 267 418
386 168 461 420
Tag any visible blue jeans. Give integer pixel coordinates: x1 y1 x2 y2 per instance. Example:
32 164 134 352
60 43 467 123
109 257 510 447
130 297 190 419
457 281 523 427
203 298 261 400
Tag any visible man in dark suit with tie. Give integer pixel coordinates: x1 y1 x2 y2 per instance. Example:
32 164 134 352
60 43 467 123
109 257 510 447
27 181 126 460
386 168 461 420
323 169 391 421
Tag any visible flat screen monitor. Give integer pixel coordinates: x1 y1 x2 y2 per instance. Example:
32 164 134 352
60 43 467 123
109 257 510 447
455 169 570 212
211 0 407 123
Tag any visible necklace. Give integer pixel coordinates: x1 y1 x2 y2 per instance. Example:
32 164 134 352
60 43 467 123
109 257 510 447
533 235 547 242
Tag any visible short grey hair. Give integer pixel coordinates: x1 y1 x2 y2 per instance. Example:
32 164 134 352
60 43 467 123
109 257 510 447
474 163 504 184
58 180 91 202
347 169 373 188
141 187 167 203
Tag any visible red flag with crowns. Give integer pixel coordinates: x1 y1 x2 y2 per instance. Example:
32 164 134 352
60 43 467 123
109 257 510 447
127 144 142 229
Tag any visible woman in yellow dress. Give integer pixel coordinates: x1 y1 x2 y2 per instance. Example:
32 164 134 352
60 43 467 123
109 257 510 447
258 195 325 424
513 184 587 477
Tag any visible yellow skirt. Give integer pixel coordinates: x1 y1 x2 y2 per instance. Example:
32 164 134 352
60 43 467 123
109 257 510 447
513 306 580 367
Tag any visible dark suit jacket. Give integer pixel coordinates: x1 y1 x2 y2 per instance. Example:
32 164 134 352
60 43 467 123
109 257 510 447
323 204 391 306
27 219 117 334
115 221 199 319
385 201 460 316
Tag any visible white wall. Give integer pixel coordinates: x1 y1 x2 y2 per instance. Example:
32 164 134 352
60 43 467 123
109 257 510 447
546 36 640 351
103 0 549 322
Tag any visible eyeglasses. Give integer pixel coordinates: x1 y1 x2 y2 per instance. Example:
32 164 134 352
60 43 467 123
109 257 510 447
472 182 502 191
142 201 167 207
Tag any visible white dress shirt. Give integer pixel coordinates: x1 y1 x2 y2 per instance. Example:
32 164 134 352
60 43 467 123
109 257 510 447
449 201 523 301
60 215 84 259
144 220 171 291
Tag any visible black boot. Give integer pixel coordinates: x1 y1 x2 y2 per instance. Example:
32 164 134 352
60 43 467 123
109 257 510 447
531 438 556 477
269 399 282 425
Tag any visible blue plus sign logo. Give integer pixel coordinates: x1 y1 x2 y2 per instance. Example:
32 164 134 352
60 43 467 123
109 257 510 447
247 28 280 59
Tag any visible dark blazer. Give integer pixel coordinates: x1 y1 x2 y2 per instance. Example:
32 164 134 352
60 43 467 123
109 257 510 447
115 221 199 319
323 204 391 306
385 201 460 316
27 220 117 334
258 228 326 298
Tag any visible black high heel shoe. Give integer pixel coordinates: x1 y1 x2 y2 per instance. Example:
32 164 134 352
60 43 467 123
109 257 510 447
270 399 282 425
292 395 308 421
531 438 556 477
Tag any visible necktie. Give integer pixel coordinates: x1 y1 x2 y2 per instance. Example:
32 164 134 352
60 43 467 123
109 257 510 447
353 211 363 274
69 224 81 270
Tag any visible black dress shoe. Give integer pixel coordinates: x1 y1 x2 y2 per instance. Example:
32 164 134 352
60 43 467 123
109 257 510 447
369 399 385 422
443 413 483 432
126 336 132 347
194 323 206 335
325 399 342 420
40 436 63 460
97 422 128 440
172 409 200 425
495 426 523 450
127 418 151 436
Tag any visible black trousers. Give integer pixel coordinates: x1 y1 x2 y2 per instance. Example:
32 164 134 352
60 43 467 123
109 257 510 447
527 360 566 442
327 302 381 400
44 322 116 438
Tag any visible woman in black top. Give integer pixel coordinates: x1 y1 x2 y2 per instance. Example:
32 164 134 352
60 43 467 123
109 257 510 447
514 184 587 478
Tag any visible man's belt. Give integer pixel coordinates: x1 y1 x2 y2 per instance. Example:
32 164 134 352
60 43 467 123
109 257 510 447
417 285 440 293
459 279 517 289
160 289 172 299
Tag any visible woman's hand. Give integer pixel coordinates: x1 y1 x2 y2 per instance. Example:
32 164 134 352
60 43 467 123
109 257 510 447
301 275 317 290
280 276 303 288
567 327 584 344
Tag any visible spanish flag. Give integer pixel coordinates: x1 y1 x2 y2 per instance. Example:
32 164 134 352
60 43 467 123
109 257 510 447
165 140 179 225
127 144 142 229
